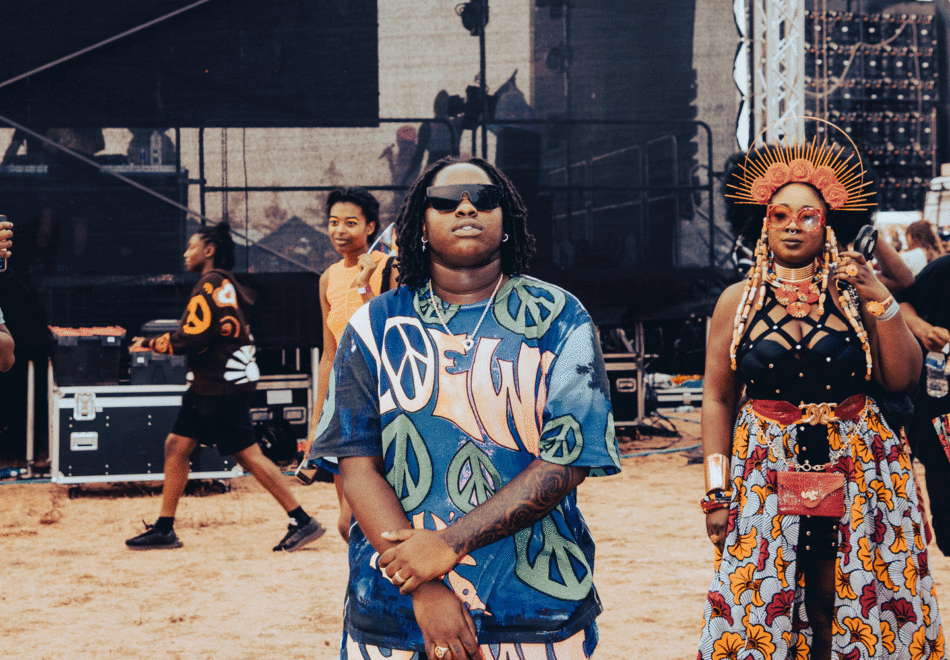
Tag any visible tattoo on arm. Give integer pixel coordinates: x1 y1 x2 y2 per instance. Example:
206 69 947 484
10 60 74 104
443 462 587 557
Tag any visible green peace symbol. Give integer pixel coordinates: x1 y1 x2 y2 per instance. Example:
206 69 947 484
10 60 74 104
494 280 567 340
413 283 459 326
540 415 584 464
447 442 504 513
382 415 433 511
513 508 593 601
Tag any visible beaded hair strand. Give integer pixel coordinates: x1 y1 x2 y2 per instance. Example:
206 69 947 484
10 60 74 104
826 227 873 380
729 219 770 371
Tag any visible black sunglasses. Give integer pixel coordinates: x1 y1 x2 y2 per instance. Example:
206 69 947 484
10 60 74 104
426 184 503 212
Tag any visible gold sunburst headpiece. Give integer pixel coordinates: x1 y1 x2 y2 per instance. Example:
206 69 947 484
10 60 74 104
727 134 876 211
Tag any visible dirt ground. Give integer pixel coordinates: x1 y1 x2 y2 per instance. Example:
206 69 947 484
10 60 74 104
4 411 950 660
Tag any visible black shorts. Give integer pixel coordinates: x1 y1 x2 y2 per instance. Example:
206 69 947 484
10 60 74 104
171 389 256 456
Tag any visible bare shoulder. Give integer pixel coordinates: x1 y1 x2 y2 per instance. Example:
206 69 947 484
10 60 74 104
713 281 748 319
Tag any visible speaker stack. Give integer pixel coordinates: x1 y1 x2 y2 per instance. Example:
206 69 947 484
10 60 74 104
805 10 939 211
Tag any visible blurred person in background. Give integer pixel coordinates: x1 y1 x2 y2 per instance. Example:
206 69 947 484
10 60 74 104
898 250 950 556
0 217 14 370
125 222 324 552
901 219 945 276
307 187 397 541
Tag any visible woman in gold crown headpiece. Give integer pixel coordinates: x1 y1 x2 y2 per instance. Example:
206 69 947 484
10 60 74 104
696 135 944 660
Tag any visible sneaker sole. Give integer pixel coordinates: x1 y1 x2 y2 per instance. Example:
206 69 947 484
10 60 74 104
281 524 326 552
126 541 184 550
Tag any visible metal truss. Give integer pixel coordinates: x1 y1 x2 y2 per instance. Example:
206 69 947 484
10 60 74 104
735 0 806 148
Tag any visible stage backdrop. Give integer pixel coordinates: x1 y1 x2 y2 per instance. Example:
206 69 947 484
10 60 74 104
0 0 379 128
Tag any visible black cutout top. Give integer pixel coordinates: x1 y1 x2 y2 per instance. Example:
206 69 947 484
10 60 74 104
737 282 866 404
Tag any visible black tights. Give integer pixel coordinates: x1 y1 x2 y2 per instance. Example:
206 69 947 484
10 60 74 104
798 516 839 660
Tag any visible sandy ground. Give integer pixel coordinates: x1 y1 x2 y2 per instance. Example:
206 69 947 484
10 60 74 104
4 411 950 660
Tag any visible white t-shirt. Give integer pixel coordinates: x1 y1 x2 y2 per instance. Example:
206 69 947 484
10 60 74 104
901 247 928 276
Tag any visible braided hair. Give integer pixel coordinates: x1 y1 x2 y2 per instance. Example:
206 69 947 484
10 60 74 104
195 221 236 271
326 186 381 241
394 156 536 290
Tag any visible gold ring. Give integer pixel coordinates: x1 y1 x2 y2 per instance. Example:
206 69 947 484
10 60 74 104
434 646 449 658
709 534 720 544
844 264 858 277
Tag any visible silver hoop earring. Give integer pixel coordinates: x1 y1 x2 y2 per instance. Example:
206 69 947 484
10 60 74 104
502 234 509 242
421 236 427 250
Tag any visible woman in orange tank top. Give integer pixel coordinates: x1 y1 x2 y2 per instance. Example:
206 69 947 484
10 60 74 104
316 187 397 540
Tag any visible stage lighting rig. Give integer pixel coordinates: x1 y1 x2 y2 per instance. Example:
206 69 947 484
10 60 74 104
456 0 488 37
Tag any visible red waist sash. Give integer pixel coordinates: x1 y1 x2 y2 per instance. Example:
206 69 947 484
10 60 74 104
749 394 867 426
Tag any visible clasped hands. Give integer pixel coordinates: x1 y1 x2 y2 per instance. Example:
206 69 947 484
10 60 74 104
380 528 485 660
378 527 460 595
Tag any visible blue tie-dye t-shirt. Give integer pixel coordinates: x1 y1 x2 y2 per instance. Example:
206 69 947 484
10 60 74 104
309 275 621 650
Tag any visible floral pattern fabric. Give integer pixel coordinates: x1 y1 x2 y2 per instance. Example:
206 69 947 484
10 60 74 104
698 399 945 660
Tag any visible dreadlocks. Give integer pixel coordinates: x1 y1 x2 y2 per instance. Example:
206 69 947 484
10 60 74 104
394 156 536 290
196 221 236 271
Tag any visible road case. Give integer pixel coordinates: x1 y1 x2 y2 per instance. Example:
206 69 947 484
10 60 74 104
49 377 241 485
249 373 312 463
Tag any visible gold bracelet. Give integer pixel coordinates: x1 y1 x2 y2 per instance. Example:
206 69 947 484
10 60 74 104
704 453 729 494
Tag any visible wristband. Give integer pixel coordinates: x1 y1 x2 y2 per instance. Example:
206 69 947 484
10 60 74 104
699 490 733 513
876 297 900 322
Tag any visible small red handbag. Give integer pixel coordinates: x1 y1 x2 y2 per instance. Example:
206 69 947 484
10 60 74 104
776 471 845 518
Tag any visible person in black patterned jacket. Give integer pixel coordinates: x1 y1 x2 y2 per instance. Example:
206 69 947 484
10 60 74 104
125 222 325 552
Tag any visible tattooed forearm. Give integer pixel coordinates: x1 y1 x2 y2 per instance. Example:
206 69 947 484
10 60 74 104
441 460 587 557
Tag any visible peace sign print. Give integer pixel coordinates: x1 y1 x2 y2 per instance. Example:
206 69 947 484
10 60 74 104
495 280 566 340
539 414 584 465
413 283 460 326
447 442 503 513
513 508 592 601
381 317 436 413
183 294 212 335
382 414 433 512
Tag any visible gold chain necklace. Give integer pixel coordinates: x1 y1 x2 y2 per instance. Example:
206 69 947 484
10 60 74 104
430 274 504 351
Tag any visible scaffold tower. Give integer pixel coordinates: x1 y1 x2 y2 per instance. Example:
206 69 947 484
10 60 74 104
736 0 807 148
